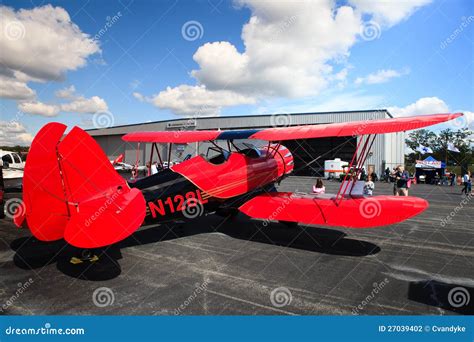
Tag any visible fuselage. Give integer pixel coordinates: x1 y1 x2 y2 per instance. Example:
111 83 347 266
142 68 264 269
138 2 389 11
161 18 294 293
130 144 294 222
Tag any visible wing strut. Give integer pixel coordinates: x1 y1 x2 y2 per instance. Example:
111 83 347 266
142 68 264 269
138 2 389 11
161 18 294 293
334 134 377 205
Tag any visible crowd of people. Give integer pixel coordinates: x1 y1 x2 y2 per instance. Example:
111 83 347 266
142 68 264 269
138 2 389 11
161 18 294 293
312 164 473 197
312 166 379 197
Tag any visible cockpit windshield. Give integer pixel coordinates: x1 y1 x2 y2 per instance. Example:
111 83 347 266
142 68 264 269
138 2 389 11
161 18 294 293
234 142 262 158
205 146 230 164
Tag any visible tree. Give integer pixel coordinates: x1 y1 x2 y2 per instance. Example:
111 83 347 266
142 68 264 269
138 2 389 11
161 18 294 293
404 128 474 170
434 128 473 170
405 129 437 156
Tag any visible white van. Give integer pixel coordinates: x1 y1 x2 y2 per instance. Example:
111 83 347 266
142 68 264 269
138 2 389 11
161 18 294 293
324 158 348 179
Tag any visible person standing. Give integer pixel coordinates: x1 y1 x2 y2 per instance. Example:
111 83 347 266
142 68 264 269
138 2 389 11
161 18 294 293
395 165 410 196
384 167 390 183
450 171 456 186
462 172 470 195
391 168 398 195
364 175 375 196
360 167 366 181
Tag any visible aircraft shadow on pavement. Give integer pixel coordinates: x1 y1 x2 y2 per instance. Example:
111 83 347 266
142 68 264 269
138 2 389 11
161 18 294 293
408 280 474 315
10 214 380 281
211 215 381 257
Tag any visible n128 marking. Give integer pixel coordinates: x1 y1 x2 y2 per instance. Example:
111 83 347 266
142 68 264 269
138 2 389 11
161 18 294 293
148 189 208 218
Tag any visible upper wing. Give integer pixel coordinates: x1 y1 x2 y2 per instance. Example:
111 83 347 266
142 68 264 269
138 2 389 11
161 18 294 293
122 130 221 143
121 113 462 143
251 113 462 141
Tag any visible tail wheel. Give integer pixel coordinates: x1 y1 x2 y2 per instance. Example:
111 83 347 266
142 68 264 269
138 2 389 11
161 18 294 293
69 249 99 265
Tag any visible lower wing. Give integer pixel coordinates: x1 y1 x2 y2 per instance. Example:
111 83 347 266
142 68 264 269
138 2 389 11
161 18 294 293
239 192 427 228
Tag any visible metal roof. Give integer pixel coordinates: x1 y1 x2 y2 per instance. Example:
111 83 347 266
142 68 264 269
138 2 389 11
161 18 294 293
87 109 392 137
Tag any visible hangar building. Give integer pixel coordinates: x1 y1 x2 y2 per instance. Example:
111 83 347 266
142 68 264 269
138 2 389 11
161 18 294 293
87 110 405 177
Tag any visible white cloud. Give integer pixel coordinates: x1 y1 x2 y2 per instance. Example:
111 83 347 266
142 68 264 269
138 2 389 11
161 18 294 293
191 2 361 99
464 111 474 131
0 5 100 82
18 94 109 116
18 101 60 117
349 0 432 27
0 5 100 104
0 75 36 100
134 85 255 116
138 0 430 116
60 96 108 114
355 68 408 85
388 97 449 117
55 85 76 99
0 121 34 146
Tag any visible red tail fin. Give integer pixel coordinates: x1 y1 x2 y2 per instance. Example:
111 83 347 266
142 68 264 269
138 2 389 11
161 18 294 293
18 123 146 248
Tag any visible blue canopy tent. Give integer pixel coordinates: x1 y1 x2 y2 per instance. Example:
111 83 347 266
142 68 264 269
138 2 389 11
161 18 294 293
415 156 446 184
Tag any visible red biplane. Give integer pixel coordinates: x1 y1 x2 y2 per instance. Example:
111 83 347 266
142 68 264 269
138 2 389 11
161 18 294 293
14 113 462 258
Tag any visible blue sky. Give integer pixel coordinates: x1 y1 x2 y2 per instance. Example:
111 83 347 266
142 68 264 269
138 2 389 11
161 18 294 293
0 0 473 145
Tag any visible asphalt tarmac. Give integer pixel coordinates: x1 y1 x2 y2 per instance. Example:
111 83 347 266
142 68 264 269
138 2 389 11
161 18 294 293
0 177 472 315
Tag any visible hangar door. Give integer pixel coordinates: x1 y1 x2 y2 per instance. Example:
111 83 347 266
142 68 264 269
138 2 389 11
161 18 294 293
283 136 357 176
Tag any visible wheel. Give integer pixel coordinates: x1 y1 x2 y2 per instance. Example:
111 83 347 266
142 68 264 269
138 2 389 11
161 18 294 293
58 248 121 280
